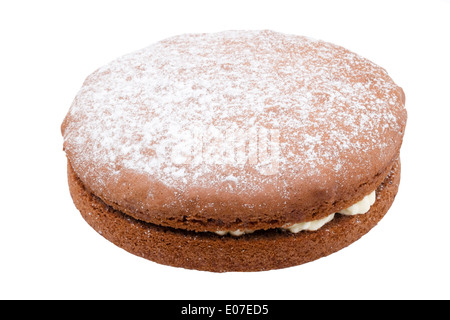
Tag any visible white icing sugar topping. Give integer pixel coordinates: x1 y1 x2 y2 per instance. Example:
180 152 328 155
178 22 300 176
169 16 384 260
63 30 405 198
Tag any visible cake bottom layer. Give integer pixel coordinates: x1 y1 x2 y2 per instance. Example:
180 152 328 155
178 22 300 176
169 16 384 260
67 160 400 272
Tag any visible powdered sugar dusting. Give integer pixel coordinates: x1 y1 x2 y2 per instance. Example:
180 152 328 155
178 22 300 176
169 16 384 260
63 30 406 200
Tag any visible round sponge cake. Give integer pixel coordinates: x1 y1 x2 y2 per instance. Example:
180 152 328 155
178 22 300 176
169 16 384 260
61 30 407 271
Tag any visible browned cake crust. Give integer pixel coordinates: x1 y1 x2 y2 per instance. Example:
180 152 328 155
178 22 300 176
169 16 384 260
61 31 407 234
62 30 407 271
67 158 400 272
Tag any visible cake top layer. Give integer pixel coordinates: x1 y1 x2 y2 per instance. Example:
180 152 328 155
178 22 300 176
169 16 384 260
62 30 406 229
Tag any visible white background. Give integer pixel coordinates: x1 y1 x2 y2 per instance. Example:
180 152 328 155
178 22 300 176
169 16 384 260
1 0 449 300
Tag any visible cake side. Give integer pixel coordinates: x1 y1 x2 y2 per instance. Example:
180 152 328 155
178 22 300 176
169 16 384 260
67 158 401 272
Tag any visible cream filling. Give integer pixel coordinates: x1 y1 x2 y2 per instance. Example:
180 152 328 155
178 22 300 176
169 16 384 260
215 190 376 236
